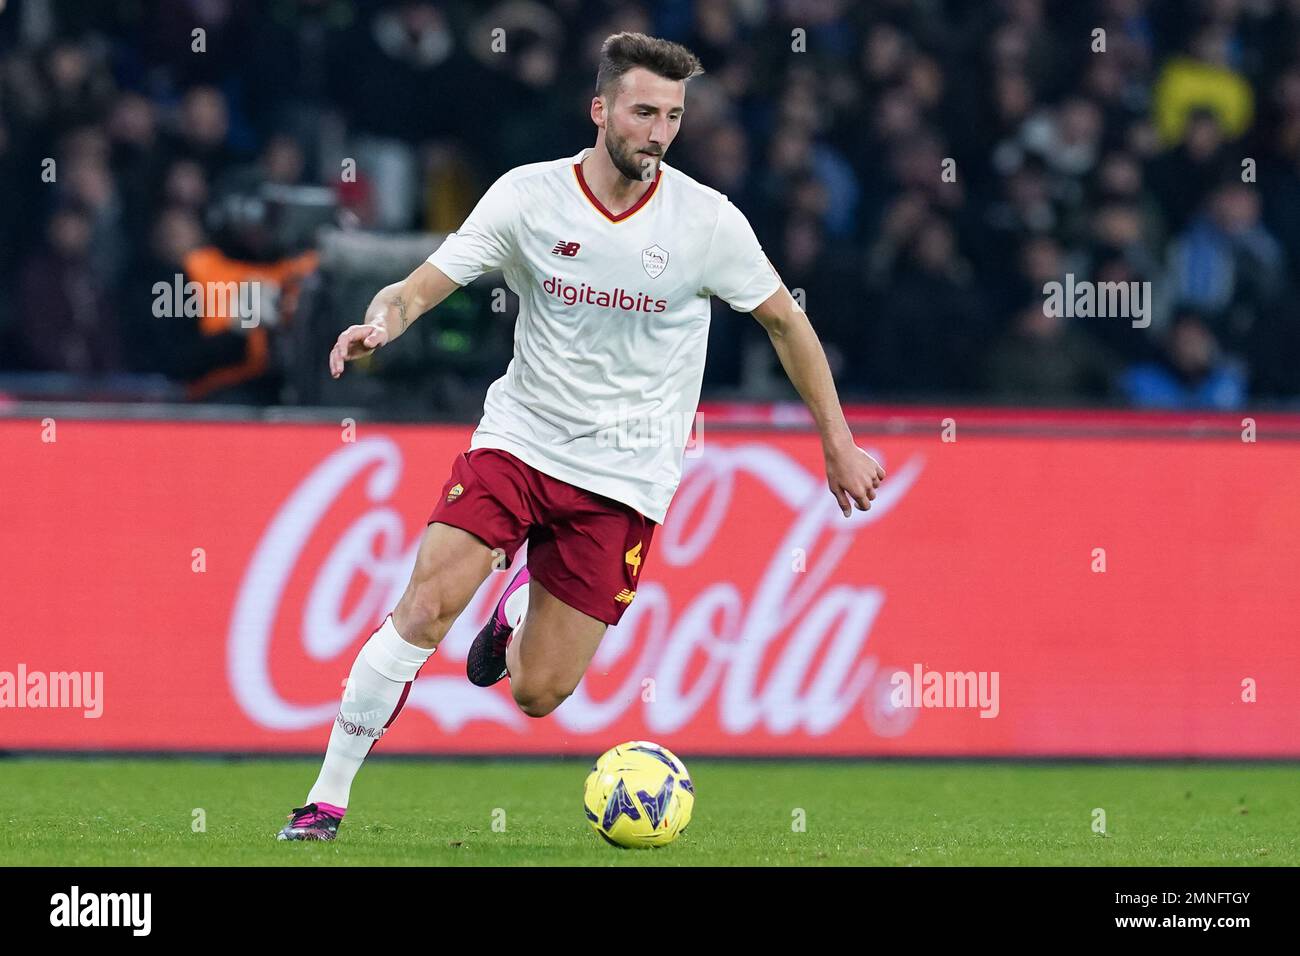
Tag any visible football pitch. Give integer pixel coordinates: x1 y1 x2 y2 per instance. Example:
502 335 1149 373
1 757 1295 866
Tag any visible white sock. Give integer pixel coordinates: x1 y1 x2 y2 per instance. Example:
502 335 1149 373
305 614 434 810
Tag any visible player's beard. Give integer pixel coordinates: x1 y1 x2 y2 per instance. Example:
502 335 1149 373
605 124 661 182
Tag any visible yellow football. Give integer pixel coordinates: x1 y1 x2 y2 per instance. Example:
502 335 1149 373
582 740 694 848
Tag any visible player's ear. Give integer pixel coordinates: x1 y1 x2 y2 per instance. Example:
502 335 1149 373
590 96 606 129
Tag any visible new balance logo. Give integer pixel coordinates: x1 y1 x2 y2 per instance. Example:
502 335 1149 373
614 589 636 605
551 241 581 257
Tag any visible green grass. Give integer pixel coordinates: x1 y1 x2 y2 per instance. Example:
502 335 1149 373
0 758 1295 866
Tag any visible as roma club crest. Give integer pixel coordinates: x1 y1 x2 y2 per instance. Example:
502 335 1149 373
641 244 669 279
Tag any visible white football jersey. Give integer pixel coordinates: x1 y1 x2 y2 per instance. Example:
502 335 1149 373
426 148 780 522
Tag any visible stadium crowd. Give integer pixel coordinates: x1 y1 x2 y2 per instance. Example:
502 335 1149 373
2 0 1299 408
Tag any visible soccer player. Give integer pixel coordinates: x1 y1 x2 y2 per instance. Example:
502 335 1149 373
279 32 884 841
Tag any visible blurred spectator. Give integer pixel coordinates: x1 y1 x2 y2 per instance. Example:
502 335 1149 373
1152 23 1254 146
34 40 116 136
164 86 239 181
179 188 320 402
58 129 128 285
871 216 988 395
1147 109 1235 231
106 92 164 241
1168 180 1285 348
117 206 246 383
333 1 477 229
1086 251 1167 362
161 159 211 213
18 203 121 374
1090 151 1167 252
985 301 1118 404
1121 309 1247 409
0 0 1297 411
1012 96 1106 181
468 1 588 181
776 214 865 384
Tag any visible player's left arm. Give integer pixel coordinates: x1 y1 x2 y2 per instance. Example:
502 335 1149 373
751 282 885 516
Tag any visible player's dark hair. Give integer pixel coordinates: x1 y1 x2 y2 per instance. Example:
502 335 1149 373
595 32 704 101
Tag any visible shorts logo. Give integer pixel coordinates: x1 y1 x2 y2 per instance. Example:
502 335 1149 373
641 244 669 278
446 482 464 503
614 589 636 605
625 541 643 577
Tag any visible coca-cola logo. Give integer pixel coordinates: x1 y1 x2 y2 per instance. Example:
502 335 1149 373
227 437 925 740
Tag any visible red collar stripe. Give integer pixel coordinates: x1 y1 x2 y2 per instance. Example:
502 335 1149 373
573 161 662 223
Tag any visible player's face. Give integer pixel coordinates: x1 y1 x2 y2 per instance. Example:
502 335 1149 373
601 67 685 182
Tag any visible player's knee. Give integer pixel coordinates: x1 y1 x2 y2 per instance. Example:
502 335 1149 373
392 590 456 649
512 680 573 719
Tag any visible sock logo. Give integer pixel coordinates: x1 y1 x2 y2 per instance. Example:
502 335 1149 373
335 712 386 739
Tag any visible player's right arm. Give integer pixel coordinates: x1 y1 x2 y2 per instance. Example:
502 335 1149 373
329 171 518 379
328 261 459 378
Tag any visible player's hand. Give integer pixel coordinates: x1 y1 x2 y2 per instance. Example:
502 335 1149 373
328 320 390 379
331 288 409 378
824 441 885 517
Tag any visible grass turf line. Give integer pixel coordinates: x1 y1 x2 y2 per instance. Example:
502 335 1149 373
0 758 1294 866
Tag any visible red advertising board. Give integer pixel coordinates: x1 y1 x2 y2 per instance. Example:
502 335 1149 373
2 417 1297 756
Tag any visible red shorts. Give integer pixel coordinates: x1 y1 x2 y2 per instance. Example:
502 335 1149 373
426 448 655 625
